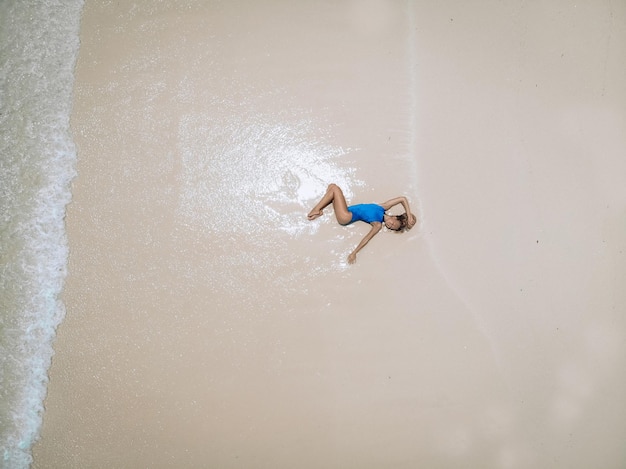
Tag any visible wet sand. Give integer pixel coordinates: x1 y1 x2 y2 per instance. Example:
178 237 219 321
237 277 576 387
34 1 626 468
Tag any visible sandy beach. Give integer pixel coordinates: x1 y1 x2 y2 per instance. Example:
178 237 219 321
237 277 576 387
33 1 626 468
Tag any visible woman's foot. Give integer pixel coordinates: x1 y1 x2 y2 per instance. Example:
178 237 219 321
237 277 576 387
307 209 323 220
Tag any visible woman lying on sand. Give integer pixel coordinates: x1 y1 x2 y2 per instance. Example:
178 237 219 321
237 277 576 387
307 183 417 264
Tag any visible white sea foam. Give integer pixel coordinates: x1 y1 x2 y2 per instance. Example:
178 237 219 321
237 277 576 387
178 110 358 237
0 1 83 467
176 103 362 299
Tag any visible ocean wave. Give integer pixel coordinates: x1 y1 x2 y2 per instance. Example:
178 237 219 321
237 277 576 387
0 1 83 467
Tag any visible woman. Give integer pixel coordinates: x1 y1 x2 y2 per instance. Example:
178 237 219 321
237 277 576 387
307 183 417 264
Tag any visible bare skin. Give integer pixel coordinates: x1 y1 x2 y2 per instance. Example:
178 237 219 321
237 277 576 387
307 183 417 264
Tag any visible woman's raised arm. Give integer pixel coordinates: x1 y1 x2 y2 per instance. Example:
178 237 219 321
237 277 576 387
380 196 408 211
380 196 416 228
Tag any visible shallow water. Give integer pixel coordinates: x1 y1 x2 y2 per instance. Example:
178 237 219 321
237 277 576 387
0 1 83 466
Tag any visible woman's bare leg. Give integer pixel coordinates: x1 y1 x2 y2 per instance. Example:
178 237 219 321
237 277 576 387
307 183 352 224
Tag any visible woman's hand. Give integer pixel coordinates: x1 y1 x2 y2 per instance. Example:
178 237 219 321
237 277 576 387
347 252 357 264
407 213 417 229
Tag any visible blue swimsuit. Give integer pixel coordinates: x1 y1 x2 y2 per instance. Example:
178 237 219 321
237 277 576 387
346 204 385 224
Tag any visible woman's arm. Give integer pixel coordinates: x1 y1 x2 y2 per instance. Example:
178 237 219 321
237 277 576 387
348 222 382 264
380 196 416 228
380 196 409 212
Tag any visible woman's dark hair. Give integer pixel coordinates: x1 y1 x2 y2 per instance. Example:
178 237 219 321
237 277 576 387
390 213 409 233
